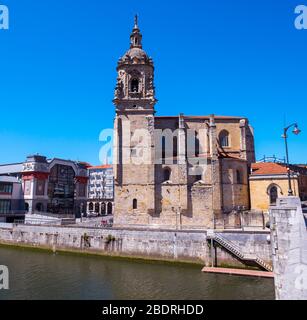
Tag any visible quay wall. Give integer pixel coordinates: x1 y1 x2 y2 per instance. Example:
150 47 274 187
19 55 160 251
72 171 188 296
0 224 271 267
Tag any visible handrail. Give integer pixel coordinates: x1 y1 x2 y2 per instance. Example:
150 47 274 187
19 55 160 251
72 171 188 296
214 233 243 253
211 232 273 272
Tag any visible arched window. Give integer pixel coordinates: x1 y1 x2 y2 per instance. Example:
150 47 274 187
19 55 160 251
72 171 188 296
162 136 166 161
24 202 29 212
163 168 171 182
173 136 178 159
236 169 243 184
269 186 278 205
89 202 94 211
101 203 106 215
95 203 100 213
131 78 139 93
195 132 200 157
107 202 113 215
133 199 138 210
219 130 230 148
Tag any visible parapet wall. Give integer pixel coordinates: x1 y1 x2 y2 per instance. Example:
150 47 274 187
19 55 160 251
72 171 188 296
0 224 271 266
270 196 307 300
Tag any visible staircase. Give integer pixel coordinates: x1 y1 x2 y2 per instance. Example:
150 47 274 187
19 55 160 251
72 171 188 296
207 231 273 272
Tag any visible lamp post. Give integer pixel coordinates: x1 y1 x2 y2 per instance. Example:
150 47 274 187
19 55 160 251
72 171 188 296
282 123 301 196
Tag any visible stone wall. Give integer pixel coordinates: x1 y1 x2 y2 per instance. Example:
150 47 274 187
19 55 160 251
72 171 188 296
221 158 250 212
0 225 271 267
270 196 307 300
249 177 299 212
217 231 272 266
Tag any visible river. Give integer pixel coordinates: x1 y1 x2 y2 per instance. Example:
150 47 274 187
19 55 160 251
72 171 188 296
0 246 275 300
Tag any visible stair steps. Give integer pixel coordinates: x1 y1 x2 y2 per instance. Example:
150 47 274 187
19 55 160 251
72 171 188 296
208 232 273 272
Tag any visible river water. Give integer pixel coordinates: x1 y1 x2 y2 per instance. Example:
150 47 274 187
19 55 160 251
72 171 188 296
0 246 275 300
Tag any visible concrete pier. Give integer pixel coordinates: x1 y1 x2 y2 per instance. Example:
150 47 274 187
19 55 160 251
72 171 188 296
202 267 273 278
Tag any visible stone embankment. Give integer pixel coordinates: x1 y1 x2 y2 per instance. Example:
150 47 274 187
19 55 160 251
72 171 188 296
0 224 271 267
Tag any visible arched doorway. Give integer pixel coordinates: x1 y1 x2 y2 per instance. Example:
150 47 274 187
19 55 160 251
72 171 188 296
95 203 100 213
269 186 278 205
107 202 113 215
88 202 94 211
101 203 106 215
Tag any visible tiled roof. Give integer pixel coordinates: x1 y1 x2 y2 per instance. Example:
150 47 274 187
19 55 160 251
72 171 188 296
88 165 112 170
251 162 288 175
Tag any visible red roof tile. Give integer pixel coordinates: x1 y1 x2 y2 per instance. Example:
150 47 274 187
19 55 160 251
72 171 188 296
251 162 288 175
88 165 112 170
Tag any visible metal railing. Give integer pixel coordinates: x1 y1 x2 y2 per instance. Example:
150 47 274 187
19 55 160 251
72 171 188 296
214 211 267 230
209 231 273 272
257 155 286 163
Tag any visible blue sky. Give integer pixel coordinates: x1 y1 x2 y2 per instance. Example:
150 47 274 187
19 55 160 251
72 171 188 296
0 0 306 165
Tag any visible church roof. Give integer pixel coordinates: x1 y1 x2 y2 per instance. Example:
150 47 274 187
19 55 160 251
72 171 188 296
251 162 307 176
122 47 149 61
155 115 245 120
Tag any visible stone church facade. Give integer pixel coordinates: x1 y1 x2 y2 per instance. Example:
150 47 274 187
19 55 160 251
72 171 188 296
113 17 255 229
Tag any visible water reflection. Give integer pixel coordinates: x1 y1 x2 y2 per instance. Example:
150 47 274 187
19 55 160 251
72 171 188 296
0 246 274 300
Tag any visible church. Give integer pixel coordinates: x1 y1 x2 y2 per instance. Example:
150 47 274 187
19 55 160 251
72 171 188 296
113 17 255 229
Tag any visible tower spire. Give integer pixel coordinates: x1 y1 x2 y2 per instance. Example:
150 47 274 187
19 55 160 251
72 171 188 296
134 14 138 29
130 14 142 48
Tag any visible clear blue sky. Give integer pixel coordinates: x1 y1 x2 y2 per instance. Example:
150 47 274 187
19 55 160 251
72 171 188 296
0 0 306 165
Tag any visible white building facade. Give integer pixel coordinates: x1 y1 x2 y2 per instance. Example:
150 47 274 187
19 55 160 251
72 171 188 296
87 165 114 216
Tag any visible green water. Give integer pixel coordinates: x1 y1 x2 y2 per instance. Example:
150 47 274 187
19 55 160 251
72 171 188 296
0 246 275 300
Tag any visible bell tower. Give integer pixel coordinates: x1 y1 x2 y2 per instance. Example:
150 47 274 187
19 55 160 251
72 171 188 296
113 16 157 226
113 15 157 113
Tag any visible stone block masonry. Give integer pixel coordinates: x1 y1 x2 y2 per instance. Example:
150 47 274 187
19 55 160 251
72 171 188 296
270 197 307 300
0 224 271 267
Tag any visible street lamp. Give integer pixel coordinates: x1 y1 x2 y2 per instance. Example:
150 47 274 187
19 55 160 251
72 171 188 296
282 123 301 196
